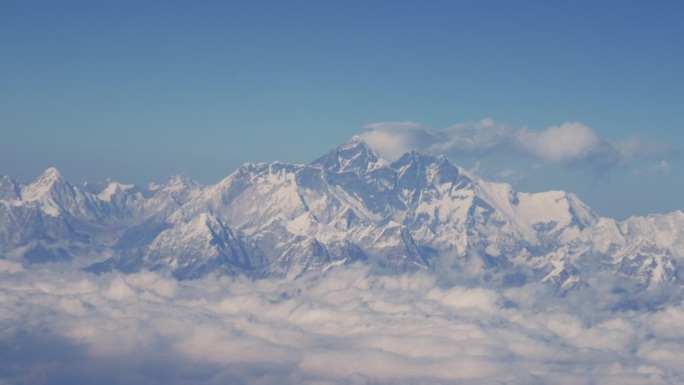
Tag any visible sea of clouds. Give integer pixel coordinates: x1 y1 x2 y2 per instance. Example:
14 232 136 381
1 259 683 385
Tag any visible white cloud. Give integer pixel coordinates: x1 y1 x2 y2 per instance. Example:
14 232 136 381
520 122 600 163
361 122 431 160
0 259 22 273
360 119 676 174
1 264 683 384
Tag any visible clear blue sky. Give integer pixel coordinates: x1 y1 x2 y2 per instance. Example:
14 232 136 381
1 1 682 219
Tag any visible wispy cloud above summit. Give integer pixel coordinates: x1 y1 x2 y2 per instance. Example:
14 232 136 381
361 119 676 175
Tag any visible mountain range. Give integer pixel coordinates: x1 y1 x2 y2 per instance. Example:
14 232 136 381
1 137 682 293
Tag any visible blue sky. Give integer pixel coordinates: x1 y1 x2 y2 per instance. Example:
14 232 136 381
1 1 682 219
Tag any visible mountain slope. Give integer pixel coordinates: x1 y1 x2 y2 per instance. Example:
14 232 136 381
1 138 682 293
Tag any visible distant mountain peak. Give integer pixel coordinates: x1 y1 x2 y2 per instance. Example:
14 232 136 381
391 149 454 172
165 173 199 187
21 167 68 202
97 181 136 201
148 173 200 192
38 167 64 182
312 137 388 174
342 135 367 148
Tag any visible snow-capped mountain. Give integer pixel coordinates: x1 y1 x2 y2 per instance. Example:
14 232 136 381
1 138 682 291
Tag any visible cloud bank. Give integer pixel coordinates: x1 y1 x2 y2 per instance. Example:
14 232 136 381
361 119 675 175
1 262 683 385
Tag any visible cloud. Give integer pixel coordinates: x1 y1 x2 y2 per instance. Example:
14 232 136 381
1 264 684 384
360 122 432 160
0 259 22 273
519 122 600 164
360 119 676 174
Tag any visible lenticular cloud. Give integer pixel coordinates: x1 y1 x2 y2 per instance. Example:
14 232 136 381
0 263 682 385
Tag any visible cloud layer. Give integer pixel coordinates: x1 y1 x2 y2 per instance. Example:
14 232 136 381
1 262 683 385
361 119 675 175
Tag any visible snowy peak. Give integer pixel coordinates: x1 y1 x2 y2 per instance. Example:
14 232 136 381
21 167 68 202
148 173 201 195
312 136 388 174
97 181 136 201
425 156 464 187
39 166 63 181
146 173 203 208
13 168 120 221
389 150 467 191
17 167 91 219
160 173 200 190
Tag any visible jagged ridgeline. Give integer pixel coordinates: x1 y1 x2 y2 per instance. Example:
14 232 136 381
1 137 683 292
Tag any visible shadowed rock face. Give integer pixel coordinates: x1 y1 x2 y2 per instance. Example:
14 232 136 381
1 138 683 292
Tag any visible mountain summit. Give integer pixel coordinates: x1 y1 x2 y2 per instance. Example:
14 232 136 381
311 136 388 174
1 139 682 292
